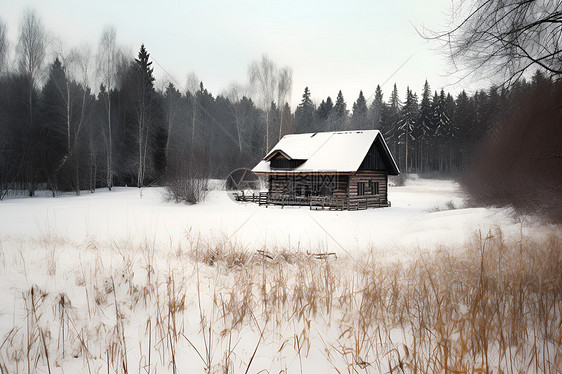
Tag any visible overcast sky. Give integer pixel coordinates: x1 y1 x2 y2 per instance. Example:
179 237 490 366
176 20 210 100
1 0 480 106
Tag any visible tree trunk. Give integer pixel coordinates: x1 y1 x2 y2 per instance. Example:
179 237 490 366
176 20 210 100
190 95 196 171
107 95 112 191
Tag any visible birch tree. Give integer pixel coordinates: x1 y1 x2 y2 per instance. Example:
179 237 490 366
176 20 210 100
248 55 277 152
17 9 46 196
225 82 247 153
0 19 7 75
134 44 157 187
62 45 92 194
96 26 118 190
276 67 292 139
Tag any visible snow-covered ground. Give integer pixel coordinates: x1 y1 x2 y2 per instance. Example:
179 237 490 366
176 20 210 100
0 176 547 262
0 177 559 373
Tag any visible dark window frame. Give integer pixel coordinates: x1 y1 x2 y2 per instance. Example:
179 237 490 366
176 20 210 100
357 182 365 195
369 181 379 195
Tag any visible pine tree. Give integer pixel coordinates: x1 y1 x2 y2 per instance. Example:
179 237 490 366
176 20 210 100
385 84 401 164
415 80 432 172
351 90 368 129
133 44 159 186
316 96 333 131
333 90 348 130
369 85 383 130
397 87 419 172
294 87 314 133
432 89 451 172
316 96 333 121
445 93 458 140
39 58 68 193
416 80 432 141
453 90 475 170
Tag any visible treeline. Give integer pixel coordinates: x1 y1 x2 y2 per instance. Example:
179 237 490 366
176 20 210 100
0 50 269 196
291 78 543 175
0 10 554 199
0 11 272 198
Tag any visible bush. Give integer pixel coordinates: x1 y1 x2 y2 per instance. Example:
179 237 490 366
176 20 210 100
164 171 209 204
389 173 408 187
462 76 562 223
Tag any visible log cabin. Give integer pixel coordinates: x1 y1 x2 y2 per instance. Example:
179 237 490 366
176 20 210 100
251 130 400 210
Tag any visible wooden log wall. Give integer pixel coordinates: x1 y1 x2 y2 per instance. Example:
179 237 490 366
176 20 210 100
333 175 349 197
347 170 388 204
266 171 389 209
269 175 290 195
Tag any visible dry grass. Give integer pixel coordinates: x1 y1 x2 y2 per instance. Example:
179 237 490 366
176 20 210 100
0 227 560 373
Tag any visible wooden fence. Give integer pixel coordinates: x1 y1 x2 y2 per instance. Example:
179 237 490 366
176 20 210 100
236 192 389 210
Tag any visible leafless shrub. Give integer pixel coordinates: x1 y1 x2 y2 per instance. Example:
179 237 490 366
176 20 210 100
462 77 562 223
390 173 408 187
164 174 209 204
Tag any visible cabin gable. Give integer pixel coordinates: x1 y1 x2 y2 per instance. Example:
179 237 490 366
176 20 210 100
269 153 305 170
358 136 399 175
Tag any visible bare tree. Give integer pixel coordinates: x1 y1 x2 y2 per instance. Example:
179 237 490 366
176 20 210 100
429 0 562 84
248 55 277 152
68 45 98 193
0 18 8 75
17 10 46 85
186 72 199 168
96 26 118 190
225 82 249 153
17 9 46 196
58 44 93 194
277 67 293 140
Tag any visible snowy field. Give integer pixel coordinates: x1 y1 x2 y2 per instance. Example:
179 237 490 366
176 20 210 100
0 177 560 373
0 176 551 261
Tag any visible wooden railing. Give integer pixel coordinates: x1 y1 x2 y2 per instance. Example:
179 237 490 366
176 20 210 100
247 193 388 210
235 192 388 210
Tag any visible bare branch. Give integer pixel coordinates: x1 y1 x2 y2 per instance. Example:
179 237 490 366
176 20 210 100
425 0 562 85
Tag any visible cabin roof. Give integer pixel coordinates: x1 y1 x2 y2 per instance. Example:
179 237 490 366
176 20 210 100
252 130 400 175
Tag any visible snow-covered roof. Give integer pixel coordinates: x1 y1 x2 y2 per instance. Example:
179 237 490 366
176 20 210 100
252 130 400 175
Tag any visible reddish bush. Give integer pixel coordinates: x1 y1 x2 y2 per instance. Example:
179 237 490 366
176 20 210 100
462 77 562 222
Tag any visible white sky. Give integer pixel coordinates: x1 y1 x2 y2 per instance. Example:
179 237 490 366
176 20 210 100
1 0 483 107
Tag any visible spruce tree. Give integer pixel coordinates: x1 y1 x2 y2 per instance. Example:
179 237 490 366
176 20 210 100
432 89 451 172
351 90 368 129
316 96 333 121
369 85 384 130
133 44 159 186
453 90 474 170
385 84 401 163
415 80 432 172
294 87 314 133
397 87 419 172
416 80 432 141
333 90 348 130
39 58 68 192
316 96 333 131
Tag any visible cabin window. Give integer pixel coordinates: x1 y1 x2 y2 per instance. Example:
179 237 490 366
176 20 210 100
370 181 379 195
357 182 365 195
358 181 379 195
